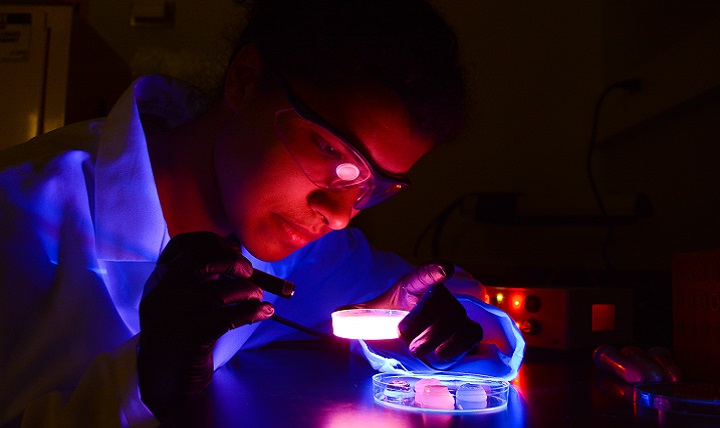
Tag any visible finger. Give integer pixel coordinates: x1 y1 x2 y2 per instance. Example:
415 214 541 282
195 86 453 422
159 232 253 280
398 283 465 340
399 261 455 296
404 318 457 357
144 295 274 346
215 301 274 337
434 319 484 361
142 288 215 312
198 253 253 280
144 277 265 318
206 277 264 306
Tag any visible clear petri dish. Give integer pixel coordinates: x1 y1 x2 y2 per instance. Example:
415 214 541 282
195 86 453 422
634 383 720 418
372 372 510 414
331 309 408 340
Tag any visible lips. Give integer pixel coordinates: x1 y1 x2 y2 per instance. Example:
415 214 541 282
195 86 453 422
273 213 320 248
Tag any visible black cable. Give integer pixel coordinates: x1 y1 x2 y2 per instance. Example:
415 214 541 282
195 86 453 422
586 79 641 271
413 79 641 271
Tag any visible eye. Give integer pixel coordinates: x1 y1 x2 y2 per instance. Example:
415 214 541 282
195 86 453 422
312 134 342 159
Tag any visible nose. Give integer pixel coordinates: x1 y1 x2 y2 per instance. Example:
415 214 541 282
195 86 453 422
309 188 360 230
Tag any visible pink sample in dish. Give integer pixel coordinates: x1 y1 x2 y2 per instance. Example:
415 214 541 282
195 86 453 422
414 378 455 410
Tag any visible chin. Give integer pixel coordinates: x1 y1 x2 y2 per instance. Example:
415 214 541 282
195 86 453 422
245 243 301 263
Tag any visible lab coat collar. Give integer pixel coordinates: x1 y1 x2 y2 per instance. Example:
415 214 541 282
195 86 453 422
94 75 209 262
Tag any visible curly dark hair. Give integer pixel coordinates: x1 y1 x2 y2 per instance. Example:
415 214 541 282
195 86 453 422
229 0 466 146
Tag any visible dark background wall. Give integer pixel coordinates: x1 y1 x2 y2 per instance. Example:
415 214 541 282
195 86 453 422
353 1 720 281
64 0 720 283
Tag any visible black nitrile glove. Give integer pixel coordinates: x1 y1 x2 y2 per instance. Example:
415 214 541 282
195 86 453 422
137 232 274 421
339 262 483 365
399 282 483 364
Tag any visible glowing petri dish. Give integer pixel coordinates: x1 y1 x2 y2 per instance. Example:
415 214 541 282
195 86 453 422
372 372 510 414
331 309 408 340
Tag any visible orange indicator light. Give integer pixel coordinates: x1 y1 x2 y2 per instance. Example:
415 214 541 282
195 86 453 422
510 294 524 311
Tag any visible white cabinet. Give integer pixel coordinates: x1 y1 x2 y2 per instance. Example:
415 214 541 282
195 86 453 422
0 5 72 151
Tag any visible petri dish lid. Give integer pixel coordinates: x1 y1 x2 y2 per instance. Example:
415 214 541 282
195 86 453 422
634 383 720 417
331 309 408 340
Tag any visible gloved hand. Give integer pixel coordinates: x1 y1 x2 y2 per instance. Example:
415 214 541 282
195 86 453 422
137 232 274 421
339 261 483 366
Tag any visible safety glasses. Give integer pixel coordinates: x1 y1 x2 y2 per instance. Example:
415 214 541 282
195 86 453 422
273 77 411 209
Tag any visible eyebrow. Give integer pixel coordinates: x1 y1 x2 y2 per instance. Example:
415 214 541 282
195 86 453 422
274 75 410 182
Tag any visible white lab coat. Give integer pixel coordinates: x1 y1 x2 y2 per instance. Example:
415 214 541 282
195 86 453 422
0 75 524 427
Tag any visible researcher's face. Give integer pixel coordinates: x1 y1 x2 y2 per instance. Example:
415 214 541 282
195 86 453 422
215 74 432 262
